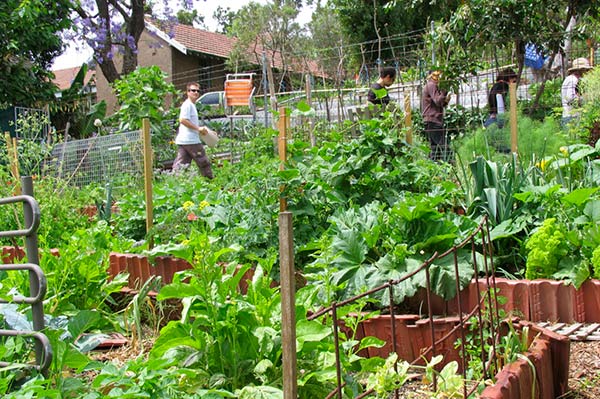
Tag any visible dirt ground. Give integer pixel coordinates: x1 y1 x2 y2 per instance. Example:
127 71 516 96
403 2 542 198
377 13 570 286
563 341 600 398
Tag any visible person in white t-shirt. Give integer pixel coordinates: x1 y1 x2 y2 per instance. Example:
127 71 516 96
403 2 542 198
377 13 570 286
173 82 216 178
561 57 592 127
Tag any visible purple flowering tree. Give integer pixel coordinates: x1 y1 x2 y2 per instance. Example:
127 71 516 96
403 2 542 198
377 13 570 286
69 0 199 83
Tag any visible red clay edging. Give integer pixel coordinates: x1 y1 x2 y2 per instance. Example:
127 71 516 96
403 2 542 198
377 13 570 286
355 315 569 397
479 320 570 399
1 246 59 263
416 277 600 324
108 252 192 289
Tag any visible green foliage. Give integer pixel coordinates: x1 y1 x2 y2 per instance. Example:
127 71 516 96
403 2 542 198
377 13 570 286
454 113 570 166
365 353 465 399
445 105 486 138
144 231 378 398
29 223 129 315
437 0 597 85
525 218 569 277
110 66 179 163
522 78 562 121
578 67 600 137
9 110 53 176
304 195 478 307
0 176 98 248
593 246 600 278
329 0 459 68
0 0 73 107
50 64 107 140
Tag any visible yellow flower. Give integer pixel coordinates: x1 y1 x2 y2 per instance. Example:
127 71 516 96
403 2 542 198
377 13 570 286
560 146 569 156
536 159 547 172
198 200 210 210
182 201 194 211
182 239 190 246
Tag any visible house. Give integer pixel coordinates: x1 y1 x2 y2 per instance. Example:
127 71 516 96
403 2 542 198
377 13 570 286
95 20 323 114
52 65 95 94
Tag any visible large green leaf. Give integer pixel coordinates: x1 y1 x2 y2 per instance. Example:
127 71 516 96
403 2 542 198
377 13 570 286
296 320 332 352
562 187 599 207
331 230 367 268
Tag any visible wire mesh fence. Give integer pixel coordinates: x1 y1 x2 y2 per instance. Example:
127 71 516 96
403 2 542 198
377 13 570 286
45 130 144 188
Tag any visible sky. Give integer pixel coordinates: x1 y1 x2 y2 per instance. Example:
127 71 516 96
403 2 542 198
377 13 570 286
51 0 315 70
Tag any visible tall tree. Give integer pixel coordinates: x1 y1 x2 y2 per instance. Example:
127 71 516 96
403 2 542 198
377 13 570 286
0 0 74 107
434 0 600 104
68 0 204 84
329 0 460 69
213 6 236 34
307 2 347 83
228 0 307 90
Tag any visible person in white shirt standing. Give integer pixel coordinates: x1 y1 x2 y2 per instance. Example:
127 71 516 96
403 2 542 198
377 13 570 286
561 57 592 127
173 82 216 178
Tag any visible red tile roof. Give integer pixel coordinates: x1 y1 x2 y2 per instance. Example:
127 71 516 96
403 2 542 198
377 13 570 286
147 20 323 76
52 66 95 91
171 24 236 59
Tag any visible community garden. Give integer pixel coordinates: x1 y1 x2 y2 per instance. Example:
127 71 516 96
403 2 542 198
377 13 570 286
2 61 600 398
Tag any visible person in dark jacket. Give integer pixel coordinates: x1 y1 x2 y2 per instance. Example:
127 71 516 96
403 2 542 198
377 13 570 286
484 68 517 128
367 67 396 106
422 70 452 162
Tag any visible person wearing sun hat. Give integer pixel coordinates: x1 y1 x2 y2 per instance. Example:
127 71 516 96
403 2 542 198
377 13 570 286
561 57 593 127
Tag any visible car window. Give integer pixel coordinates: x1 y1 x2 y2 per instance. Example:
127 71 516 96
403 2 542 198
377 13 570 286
198 92 222 105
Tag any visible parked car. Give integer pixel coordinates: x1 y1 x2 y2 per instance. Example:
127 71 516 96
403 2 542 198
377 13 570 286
198 91 224 107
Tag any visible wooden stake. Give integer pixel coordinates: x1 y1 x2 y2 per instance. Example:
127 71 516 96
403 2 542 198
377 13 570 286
266 56 278 129
5 132 21 195
509 82 518 154
278 107 288 212
141 119 154 249
404 95 413 145
279 211 297 399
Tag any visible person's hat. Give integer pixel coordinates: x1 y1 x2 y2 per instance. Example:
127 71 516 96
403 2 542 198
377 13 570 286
568 57 592 73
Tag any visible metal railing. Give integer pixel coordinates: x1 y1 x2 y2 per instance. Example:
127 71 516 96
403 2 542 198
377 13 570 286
0 177 52 374
308 216 501 398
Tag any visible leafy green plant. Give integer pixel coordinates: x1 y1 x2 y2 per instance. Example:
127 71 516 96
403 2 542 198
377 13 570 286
454 113 570 166
143 230 383 397
0 222 131 318
9 110 53 176
110 65 179 165
579 67 600 139
365 353 465 399
304 194 479 308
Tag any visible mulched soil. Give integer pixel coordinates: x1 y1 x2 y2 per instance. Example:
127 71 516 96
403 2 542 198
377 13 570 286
562 341 600 398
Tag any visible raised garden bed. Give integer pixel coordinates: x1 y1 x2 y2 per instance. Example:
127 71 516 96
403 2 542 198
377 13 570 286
4 247 592 397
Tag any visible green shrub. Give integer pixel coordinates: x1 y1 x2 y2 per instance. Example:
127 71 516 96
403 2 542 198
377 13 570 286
454 113 571 165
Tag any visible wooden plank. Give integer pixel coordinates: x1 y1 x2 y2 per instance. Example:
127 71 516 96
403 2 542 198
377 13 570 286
543 322 565 333
574 323 600 339
561 323 584 337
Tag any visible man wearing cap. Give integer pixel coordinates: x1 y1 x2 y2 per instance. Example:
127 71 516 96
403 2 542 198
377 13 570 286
561 57 592 127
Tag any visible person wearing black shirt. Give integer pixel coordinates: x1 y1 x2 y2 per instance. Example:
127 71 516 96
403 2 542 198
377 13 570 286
484 68 517 128
367 67 396 105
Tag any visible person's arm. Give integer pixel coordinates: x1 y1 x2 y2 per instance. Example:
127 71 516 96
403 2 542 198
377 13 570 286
179 117 209 136
426 82 448 107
